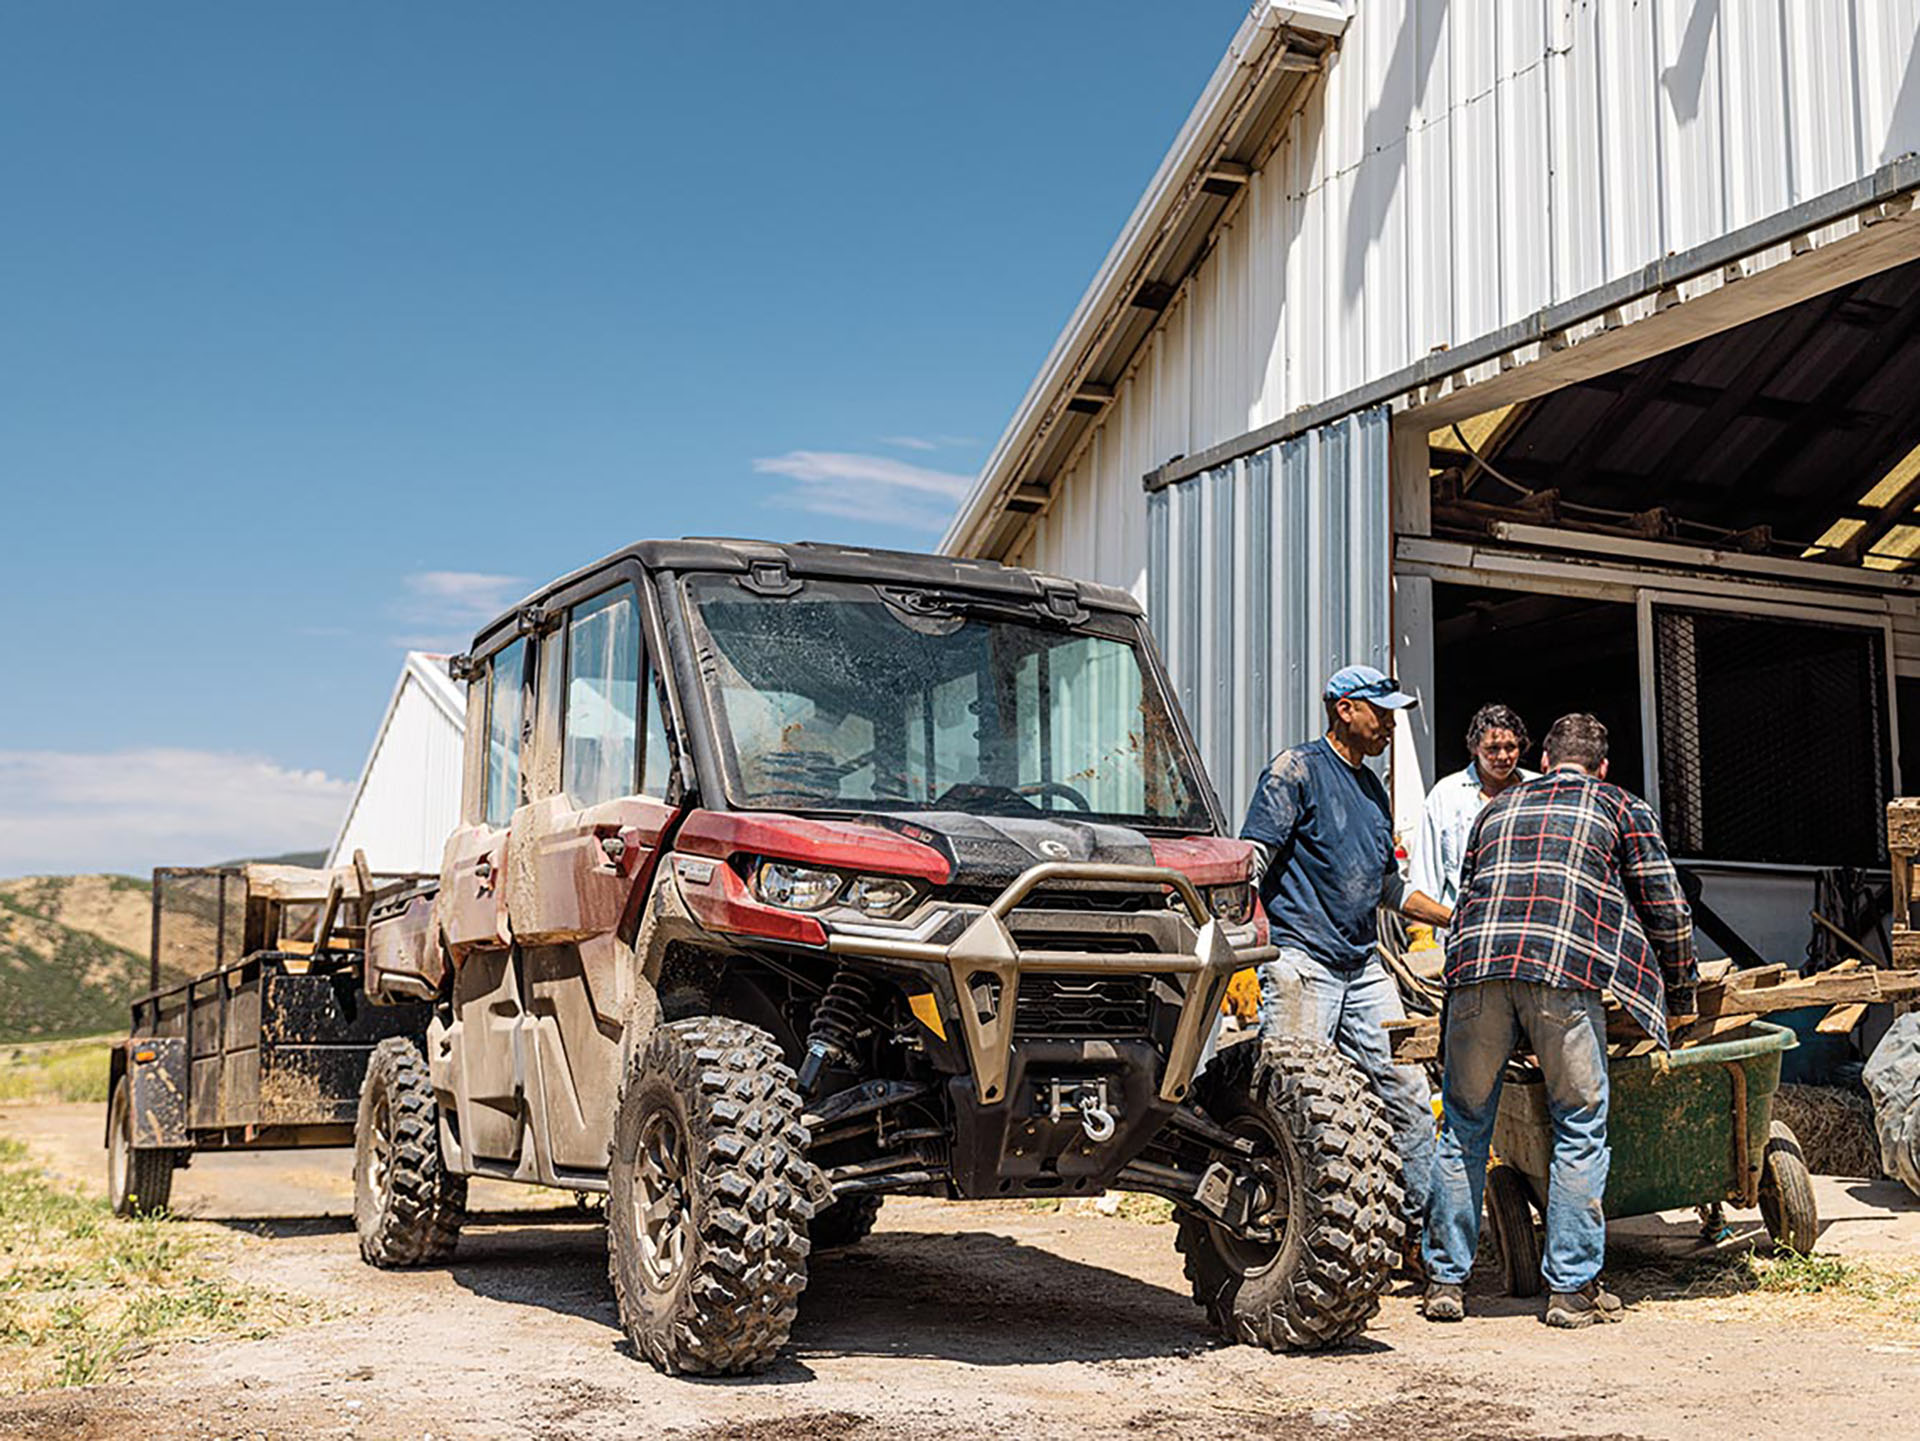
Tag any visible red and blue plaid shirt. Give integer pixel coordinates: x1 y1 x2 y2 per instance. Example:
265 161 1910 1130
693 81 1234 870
1446 768 1698 1047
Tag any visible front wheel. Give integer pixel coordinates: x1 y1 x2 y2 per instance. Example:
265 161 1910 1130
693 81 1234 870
1174 1035 1403 1350
107 1078 177 1217
607 1017 818 1375
354 1037 466 1267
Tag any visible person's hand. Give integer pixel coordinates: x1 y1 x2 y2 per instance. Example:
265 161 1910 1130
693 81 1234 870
1665 982 1698 1020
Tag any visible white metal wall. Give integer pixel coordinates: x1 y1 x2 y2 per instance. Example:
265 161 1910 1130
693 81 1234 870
329 666 465 874
1148 408 1392 818
1014 0 1920 594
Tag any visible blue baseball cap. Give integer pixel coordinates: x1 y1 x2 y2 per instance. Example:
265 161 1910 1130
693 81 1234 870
1324 664 1418 710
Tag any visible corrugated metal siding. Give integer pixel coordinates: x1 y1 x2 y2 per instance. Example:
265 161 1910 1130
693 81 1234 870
1020 0 1920 595
1148 408 1392 814
329 676 465 873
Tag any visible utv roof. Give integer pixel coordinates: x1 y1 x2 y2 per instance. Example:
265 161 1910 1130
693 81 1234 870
470 538 1143 653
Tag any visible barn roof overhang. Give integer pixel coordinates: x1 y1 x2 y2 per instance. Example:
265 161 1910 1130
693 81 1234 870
937 1 1347 561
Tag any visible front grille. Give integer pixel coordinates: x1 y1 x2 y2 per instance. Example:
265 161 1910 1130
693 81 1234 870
945 885 1169 913
1013 974 1151 1038
1007 930 1156 955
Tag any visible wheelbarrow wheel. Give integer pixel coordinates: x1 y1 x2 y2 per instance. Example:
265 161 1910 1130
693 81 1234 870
1758 1120 1819 1255
1485 1163 1542 1298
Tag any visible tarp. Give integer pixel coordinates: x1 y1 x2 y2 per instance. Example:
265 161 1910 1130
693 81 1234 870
1863 1012 1920 1199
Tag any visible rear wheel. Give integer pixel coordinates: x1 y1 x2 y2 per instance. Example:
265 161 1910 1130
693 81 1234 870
810 1193 882 1250
1485 1162 1543 1297
1759 1119 1819 1254
1174 1036 1402 1350
607 1017 818 1375
354 1037 466 1266
106 1078 176 1218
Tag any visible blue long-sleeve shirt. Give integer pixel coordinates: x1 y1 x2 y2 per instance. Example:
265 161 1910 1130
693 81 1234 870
1240 738 1404 970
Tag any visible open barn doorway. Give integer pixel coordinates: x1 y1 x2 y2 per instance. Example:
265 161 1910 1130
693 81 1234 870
1427 585 1643 797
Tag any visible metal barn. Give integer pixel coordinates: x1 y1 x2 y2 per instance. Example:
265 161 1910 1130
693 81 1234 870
942 0 1920 970
327 652 465 874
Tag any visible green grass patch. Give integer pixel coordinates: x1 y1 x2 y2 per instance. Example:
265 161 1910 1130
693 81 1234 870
0 1039 112 1105
0 1135 308 1391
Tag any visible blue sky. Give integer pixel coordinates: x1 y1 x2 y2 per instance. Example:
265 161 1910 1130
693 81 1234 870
0 2 1252 875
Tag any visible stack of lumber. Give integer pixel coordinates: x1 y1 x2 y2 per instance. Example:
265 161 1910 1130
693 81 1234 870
1889 799 1920 977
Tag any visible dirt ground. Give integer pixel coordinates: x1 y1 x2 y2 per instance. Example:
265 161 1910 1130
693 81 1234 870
4 1102 1920 1440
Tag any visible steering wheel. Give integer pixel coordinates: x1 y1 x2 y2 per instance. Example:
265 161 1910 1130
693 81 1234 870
1017 781 1092 812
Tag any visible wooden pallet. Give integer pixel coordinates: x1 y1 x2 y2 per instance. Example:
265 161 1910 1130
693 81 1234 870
1888 799 1920 973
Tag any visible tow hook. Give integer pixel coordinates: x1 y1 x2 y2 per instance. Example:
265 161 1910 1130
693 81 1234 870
1077 1087 1116 1143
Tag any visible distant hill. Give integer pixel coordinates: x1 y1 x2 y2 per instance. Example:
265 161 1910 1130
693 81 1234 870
213 849 328 869
0 875 160 1042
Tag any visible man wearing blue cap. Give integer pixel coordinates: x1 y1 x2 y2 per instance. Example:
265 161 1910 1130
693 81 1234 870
1240 663 1452 1257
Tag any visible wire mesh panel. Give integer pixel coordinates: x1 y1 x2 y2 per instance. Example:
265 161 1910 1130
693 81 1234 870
1652 607 1890 865
153 868 247 990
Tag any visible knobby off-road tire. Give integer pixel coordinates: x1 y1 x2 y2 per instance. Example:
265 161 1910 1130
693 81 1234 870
1758 1119 1819 1255
354 1036 467 1267
608 1017 818 1375
1175 1035 1403 1350
1486 1162 1543 1298
809 1193 882 1250
107 1077 177 1218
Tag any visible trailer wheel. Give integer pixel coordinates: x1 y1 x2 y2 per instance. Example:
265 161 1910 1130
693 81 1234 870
809 1193 882 1250
354 1037 466 1267
608 1017 817 1375
1174 1036 1402 1351
107 1078 177 1218
1758 1120 1820 1255
1485 1162 1543 1297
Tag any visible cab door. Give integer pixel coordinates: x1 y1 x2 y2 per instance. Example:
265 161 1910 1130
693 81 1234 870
509 581 681 1172
439 636 529 959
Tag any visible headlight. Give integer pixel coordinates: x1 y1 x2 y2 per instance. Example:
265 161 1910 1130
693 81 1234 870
1204 882 1253 922
753 860 842 911
845 875 919 919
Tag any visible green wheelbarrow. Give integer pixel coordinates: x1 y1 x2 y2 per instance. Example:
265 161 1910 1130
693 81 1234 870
1483 1019 1819 1297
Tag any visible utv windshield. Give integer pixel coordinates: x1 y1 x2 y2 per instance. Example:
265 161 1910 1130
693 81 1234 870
682 576 1210 827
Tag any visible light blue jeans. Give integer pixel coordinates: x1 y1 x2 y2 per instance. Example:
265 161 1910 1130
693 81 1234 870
1423 979 1610 1293
1259 946 1433 1229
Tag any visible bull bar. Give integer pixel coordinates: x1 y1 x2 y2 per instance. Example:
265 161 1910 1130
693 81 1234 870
821 861 1275 1107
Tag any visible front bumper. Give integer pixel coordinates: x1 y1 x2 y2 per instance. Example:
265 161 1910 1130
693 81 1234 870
822 860 1275 1107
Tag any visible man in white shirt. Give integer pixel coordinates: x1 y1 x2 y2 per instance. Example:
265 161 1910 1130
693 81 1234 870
1407 703 1536 918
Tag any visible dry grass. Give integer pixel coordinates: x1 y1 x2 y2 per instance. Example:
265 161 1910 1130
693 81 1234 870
1622 1246 1920 1335
0 1136 310 1391
0 1038 113 1106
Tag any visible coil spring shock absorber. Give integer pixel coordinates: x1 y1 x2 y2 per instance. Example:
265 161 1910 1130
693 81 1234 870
798 967 876 1094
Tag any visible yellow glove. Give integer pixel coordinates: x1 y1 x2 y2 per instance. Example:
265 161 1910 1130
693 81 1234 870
1223 967 1262 1022
1407 922 1440 952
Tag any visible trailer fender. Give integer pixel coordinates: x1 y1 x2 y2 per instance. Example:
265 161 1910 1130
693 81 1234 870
121 1038 190 1148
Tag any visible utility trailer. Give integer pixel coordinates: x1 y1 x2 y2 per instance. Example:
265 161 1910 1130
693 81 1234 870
106 860 434 1215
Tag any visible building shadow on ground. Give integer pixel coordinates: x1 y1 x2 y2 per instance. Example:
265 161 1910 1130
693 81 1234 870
441 1220 1395 1369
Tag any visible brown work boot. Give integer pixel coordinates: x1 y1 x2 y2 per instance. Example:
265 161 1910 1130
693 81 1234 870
1421 1282 1465 1322
1544 1279 1623 1328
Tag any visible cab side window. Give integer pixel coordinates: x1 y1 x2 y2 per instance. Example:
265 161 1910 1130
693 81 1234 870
564 588 642 807
485 638 528 828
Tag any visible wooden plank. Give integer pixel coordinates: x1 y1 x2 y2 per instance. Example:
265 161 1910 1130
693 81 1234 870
1671 1013 1760 1045
1888 798 1920 854
1816 1002 1869 1035
1892 928 1920 969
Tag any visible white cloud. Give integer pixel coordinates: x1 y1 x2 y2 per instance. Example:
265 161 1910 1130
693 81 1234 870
752 450 974 533
0 749 353 879
390 570 526 651
879 435 938 451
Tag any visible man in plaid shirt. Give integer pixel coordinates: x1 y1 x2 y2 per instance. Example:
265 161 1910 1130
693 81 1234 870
1421 713 1696 1329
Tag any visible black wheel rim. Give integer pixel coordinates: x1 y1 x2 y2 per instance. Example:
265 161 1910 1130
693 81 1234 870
1209 1113 1293 1276
632 1108 691 1292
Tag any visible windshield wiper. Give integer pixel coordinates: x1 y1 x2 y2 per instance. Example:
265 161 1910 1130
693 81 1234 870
878 585 1087 627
